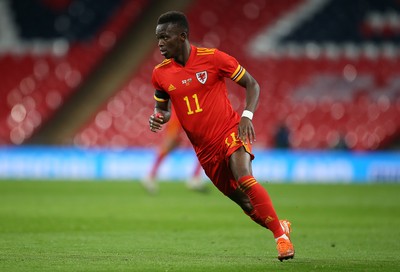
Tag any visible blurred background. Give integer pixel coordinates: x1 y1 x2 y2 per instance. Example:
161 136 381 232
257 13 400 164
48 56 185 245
0 0 399 183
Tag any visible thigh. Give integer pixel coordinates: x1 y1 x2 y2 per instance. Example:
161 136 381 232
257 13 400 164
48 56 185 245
229 147 253 181
199 128 255 196
202 159 238 196
225 129 255 181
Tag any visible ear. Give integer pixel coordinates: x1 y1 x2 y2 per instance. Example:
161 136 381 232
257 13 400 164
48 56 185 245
180 32 187 41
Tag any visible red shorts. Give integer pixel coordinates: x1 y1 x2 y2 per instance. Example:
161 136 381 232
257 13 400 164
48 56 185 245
200 128 254 196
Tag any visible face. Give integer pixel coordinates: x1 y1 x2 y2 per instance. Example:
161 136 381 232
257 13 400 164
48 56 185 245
155 23 184 59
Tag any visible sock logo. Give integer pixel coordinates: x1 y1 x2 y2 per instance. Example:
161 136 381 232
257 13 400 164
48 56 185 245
265 216 275 224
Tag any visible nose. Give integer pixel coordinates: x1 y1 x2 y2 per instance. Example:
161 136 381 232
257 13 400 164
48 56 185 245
158 39 165 47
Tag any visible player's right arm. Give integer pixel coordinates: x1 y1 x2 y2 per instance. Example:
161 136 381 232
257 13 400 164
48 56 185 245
150 61 174 133
149 90 171 133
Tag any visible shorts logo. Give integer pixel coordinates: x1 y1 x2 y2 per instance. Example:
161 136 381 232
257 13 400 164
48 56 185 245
225 132 240 148
196 71 208 84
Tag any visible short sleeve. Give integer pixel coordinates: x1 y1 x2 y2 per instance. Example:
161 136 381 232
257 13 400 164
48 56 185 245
214 49 246 82
151 68 163 91
152 68 170 102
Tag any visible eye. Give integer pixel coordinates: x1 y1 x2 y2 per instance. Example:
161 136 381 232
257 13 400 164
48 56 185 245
156 35 168 41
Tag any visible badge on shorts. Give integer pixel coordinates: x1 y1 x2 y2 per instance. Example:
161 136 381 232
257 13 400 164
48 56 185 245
196 71 208 84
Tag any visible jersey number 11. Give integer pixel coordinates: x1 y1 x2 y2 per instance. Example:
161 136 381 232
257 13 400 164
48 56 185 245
184 94 203 115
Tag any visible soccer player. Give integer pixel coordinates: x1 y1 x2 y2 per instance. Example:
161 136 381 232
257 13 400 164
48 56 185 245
142 107 207 194
148 11 294 261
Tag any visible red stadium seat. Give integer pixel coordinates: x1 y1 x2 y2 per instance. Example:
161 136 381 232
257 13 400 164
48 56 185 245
0 0 150 144
4 0 394 150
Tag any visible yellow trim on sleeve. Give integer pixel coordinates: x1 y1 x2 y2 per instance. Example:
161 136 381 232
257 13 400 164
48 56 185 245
154 95 168 102
231 65 242 79
234 68 246 82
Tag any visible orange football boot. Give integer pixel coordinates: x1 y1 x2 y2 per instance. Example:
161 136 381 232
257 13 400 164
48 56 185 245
277 220 294 261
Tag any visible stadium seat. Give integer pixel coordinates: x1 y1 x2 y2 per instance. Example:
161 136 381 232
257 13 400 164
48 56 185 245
0 0 150 144
5 0 397 150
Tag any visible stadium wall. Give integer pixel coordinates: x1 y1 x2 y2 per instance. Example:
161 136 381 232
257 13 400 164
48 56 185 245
1 146 399 183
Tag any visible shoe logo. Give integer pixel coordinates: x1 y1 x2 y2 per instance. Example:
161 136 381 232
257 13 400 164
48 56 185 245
168 84 176 91
196 71 207 84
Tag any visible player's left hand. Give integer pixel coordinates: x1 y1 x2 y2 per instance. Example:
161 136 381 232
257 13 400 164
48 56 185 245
238 117 256 144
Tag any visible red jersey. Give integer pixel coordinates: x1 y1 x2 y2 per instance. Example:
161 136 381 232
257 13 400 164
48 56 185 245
152 45 246 164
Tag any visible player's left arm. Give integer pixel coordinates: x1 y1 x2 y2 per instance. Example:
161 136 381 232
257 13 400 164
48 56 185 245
236 71 260 144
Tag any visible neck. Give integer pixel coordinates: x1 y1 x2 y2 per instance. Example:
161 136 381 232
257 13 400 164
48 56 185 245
175 42 191 66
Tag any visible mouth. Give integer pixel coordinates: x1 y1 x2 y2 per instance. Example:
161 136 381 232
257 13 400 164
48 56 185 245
160 48 167 56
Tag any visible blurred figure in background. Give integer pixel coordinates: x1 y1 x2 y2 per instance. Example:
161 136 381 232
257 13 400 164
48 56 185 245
331 133 350 150
274 123 290 149
142 108 207 194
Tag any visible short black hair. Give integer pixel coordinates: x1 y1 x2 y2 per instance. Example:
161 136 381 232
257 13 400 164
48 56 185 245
157 11 189 34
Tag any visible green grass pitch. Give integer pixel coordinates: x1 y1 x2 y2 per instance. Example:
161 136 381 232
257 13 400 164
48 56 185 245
0 180 399 272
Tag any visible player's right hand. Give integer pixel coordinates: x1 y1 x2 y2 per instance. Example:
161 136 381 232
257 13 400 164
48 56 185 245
149 112 164 132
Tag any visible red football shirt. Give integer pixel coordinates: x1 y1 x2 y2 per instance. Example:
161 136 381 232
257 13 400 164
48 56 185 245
152 45 246 163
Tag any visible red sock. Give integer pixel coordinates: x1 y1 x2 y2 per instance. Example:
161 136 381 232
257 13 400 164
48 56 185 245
238 175 284 239
192 163 202 178
149 152 167 178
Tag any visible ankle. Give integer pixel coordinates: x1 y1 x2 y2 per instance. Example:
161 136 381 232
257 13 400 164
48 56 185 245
275 234 289 242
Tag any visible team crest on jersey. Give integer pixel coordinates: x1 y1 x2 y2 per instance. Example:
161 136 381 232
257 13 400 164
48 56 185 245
196 71 208 84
